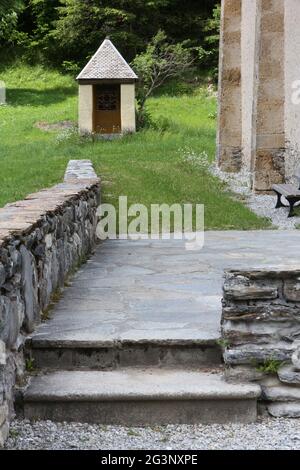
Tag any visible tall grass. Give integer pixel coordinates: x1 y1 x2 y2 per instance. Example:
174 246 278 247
0 64 271 230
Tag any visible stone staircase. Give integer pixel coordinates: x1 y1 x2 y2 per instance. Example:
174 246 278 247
18 234 278 426
23 331 261 425
23 368 260 426
20 238 263 425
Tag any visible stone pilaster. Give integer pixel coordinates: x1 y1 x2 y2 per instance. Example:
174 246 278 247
121 84 136 133
78 84 93 135
252 0 286 191
217 0 243 172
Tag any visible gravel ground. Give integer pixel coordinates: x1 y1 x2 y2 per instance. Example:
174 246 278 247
210 165 300 229
5 417 300 450
247 193 300 229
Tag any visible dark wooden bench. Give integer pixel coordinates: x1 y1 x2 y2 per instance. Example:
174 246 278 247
272 170 300 218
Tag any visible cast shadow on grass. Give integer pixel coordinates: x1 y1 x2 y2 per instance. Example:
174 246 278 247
6 86 77 107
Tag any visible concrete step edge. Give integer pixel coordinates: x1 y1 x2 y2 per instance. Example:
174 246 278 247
28 338 221 349
24 369 261 403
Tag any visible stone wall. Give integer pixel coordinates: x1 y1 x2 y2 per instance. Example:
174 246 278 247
253 0 285 191
0 160 100 445
221 267 300 417
218 0 287 191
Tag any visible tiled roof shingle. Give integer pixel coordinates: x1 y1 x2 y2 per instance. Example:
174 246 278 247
77 39 138 81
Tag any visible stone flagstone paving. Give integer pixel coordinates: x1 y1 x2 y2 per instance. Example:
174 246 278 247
31 230 300 346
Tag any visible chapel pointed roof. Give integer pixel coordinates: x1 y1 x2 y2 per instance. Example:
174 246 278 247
76 39 138 81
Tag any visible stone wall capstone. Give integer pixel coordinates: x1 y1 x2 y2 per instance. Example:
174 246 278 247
221 267 300 417
0 160 100 445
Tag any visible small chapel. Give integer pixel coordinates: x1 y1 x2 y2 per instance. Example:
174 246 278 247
77 39 138 135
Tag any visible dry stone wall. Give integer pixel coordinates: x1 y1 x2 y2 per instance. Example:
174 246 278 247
222 267 300 417
0 160 100 445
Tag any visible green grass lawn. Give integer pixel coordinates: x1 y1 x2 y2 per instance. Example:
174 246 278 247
0 64 271 230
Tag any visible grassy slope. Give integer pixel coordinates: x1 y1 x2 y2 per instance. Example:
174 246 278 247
0 64 271 230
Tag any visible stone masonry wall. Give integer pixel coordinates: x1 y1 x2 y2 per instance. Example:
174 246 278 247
0 160 100 445
218 0 286 191
217 0 242 173
253 0 286 191
221 267 300 417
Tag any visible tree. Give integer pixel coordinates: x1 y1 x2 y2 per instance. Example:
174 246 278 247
0 1 220 70
202 3 221 79
132 30 196 127
0 0 24 46
0 0 23 16
51 0 174 67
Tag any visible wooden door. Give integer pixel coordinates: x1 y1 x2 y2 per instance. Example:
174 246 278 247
93 84 121 134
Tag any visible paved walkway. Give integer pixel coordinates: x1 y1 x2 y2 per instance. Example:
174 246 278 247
31 231 300 346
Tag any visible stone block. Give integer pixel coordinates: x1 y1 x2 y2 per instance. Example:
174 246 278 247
256 133 285 150
225 365 266 384
222 67 241 85
224 274 278 300
256 103 285 134
261 12 284 33
267 402 300 418
292 345 300 371
262 380 300 402
222 303 300 322
20 245 39 333
278 364 300 385
284 278 300 302
224 284 278 300
0 262 6 286
0 421 9 448
218 147 242 172
0 295 24 349
254 149 285 191
222 319 298 347
0 341 5 365
0 402 8 427
224 342 294 365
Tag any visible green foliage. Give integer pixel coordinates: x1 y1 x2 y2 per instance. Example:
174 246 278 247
0 0 25 47
61 60 80 75
202 3 221 80
0 0 24 15
256 359 284 375
25 357 35 372
0 1 220 71
217 338 231 349
9 429 20 438
132 30 196 128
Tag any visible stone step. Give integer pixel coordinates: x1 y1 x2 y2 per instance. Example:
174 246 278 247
23 369 261 425
28 338 222 370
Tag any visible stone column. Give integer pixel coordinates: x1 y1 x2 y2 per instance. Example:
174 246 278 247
241 0 259 173
217 0 242 172
78 84 93 134
121 84 136 133
252 0 285 191
284 0 300 179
